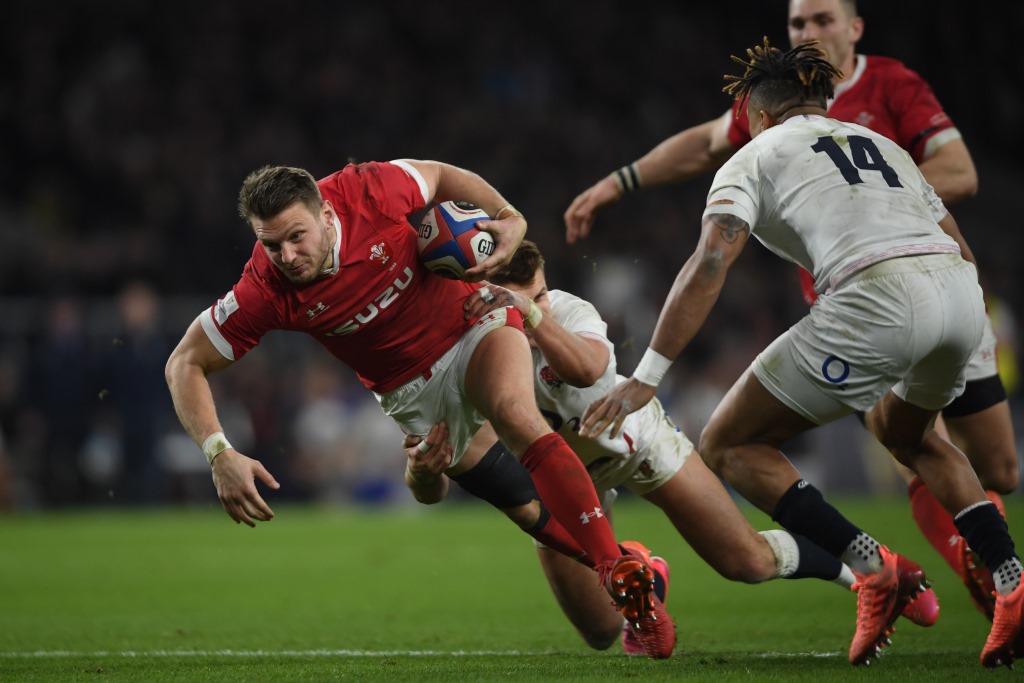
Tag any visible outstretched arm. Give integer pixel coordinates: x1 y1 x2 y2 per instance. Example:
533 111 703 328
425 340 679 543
165 318 279 526
580 205 751 438
564 111 738 244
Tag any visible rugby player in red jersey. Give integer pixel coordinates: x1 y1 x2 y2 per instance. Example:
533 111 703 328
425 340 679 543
165 159 674 658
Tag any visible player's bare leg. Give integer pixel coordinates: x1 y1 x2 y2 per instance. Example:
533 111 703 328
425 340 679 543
867 390 1023 668
536 536 624 650
895 410 1006 620
644 452 781 583
700 368 929 665
946 401 1016 620
946 401 1019 494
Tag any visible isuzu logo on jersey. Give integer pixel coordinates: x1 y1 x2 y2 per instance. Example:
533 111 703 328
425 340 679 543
324 266 413 336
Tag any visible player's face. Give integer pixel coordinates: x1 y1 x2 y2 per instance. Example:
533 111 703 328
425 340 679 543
504 268 551 348
253 201 336 284
787 0 863 79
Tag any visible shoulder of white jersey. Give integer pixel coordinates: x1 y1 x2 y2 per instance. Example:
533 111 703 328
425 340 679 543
548 289 597 323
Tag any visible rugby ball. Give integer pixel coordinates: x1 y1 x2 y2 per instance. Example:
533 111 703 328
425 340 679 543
417 201 496 279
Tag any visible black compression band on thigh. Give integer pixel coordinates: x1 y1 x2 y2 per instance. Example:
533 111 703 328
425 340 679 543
772 480 861 558
943 374 1007 418
450 441 539 509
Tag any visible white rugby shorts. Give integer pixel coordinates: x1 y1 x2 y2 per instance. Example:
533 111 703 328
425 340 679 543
753 254 985 424
375 308 517 466
588 396 692 497
963 313 998 382
533 399 691 549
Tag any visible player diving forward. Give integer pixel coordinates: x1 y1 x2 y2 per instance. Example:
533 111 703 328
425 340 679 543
404 240 911 657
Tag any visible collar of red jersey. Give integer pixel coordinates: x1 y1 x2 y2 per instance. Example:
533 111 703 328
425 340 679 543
321 215 343 275
831 54 866 104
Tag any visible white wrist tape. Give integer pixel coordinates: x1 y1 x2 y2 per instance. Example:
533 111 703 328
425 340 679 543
525 301 543 329
202 431 232 465
633 348 672 387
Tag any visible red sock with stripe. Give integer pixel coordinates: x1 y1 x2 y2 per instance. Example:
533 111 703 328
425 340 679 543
528 507 592 568
519 432 621 565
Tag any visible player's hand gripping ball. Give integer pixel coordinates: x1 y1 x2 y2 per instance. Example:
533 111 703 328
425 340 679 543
417 201 497 279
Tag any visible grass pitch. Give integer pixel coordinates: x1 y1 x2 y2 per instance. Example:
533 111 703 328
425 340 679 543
0 495 1017 681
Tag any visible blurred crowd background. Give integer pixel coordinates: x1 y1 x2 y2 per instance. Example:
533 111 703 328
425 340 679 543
1 0 1021 511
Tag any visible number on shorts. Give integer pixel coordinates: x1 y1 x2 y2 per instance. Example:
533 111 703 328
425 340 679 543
811 135 903 188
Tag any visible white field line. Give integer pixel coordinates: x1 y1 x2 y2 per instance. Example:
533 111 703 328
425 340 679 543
0 649 842 658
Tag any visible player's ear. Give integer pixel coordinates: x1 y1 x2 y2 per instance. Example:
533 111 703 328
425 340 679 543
849 16 864 44
321 199 336 222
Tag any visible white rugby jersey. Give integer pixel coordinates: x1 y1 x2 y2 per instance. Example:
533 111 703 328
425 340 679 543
704 114 958 296
532 290 661 469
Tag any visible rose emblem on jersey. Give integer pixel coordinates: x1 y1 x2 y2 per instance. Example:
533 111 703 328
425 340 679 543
539 366 563 389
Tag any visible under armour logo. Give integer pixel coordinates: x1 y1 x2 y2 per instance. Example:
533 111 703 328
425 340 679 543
306 302 328 319
797 480 809 489
580 507 604 524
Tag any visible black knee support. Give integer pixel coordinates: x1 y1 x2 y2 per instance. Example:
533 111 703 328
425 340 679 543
450 441 539 509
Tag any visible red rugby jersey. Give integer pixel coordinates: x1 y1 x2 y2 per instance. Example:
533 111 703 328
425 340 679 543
201 161 477 393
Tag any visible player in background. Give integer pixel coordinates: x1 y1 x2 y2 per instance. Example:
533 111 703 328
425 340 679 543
580 40 1024 668
404 240 888 657
564 0 1015 622
164 161 673 659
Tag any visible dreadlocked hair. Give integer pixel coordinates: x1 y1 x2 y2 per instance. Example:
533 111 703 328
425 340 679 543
722 38 843 116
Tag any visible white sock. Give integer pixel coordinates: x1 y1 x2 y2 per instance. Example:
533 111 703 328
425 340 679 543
833 563 856 590
759 529 799 578
840 532 882 574
995 557 1023 595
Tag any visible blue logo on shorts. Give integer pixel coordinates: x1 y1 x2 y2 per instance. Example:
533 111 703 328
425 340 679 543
821 355 851 385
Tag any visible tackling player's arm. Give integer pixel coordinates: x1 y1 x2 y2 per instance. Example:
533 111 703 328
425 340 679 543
917 137 978 206
402 422 453 505
580 202 750 438
527 308 609 389
465 284 610 388
564 110 738 244
165 318 280 526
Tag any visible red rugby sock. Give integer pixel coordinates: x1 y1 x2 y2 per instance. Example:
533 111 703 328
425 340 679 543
520 432 621 565
908 476 963 572
529 513 593 568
